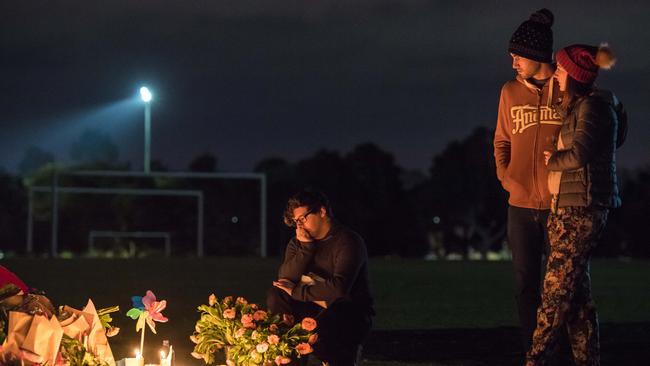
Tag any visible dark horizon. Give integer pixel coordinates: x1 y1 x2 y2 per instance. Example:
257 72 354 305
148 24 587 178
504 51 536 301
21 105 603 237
2 1 649 174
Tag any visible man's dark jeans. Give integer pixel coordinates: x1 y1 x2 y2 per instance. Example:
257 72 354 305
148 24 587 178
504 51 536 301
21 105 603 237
508 205 550 350
267 287 371 366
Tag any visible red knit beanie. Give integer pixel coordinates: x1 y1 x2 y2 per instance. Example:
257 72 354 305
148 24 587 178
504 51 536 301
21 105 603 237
556 44 616 84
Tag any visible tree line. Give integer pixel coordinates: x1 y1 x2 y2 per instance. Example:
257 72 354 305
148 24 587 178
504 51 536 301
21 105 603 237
1 127 648 258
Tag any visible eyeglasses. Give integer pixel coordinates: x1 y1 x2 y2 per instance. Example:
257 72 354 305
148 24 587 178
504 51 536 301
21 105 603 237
291 208 317 226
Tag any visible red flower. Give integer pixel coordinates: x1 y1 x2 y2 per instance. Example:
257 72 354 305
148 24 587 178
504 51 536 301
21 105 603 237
253 310 268 321
267 334 280 345
282 314 295 326
301 317 317 331
242 314 256 328
295 343 313 355
275 356 292 365
223 308 236 319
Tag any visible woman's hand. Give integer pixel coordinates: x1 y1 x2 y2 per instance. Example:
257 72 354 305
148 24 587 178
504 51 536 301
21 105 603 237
543 150 553 166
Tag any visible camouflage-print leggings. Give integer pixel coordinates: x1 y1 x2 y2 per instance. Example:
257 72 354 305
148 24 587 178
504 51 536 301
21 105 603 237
525 206 608 366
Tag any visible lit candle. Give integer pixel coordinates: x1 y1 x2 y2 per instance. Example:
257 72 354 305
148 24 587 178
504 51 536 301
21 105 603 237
127 349 144 366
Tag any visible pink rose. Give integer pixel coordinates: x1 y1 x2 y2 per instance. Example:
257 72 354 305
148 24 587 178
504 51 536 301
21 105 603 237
242 314 256 328
295 343 313 355
301 317 317 331
235 328 246 338
275 356 292 365
250 303 259 310
253 310 268 321
267 334 280 345
256 343 269 353
223 296 233 305
208 294 217 306
236 296 248 305
282 314 295 326
223 308 236 319
269 323 279 333
308 333 318 345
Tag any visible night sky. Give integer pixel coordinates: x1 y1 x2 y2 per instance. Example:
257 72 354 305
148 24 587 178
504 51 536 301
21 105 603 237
2 1 649 174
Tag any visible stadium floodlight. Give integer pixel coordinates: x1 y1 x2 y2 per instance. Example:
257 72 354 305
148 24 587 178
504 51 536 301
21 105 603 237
140 86 152 102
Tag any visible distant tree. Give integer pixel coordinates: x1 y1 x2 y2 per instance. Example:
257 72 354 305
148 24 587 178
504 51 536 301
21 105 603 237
275 145 424 256
610 166 650 257
424 126 507 258
149 160 169 172
189 153 218 172
18 146 54 177
344 143 425 256
254 157 299 256
0 170 26 253
69 129 119 164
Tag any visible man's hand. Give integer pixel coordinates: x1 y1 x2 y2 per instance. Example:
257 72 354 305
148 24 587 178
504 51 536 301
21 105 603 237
295 227 314 243
273 278 296 296
543 150 553 166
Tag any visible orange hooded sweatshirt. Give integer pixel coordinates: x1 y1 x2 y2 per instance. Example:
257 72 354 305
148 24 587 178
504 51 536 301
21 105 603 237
494 75 562 209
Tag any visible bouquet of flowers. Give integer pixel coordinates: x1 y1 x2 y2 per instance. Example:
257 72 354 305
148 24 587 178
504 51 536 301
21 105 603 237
191 295 318 366
0 283 119 366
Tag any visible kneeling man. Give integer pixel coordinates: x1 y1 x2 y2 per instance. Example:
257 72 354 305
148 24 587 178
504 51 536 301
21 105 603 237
267 190 374 366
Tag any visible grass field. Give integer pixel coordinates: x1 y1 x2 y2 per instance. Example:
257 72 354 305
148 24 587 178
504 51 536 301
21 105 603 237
2 258 649 365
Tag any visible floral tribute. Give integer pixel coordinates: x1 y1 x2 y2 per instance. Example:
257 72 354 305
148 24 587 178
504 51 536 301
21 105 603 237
0 283 119 366
191 294 318 366
126 290 168 356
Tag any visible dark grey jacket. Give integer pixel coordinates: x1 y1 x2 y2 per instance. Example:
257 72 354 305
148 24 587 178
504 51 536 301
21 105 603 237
278 223 375 315
547 90 625 208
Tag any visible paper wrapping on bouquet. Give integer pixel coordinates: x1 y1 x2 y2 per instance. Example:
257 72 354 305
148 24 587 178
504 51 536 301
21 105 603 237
5 311 63 365
61 314 90 342
63 299 116 365
82 299 116 365
23 314 63 365
4 299 116 366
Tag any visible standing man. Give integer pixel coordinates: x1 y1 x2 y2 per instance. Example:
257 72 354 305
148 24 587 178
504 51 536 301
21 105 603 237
267 189 374 366
493 8 564 356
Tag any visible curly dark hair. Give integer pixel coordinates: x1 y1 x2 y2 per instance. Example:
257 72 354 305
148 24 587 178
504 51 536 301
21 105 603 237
283 189 333 227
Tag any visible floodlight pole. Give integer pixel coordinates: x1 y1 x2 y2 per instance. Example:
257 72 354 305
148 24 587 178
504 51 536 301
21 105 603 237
144 102 151 174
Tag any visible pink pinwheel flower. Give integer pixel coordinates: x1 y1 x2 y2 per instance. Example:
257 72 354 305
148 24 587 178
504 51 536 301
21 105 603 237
142 290 168 332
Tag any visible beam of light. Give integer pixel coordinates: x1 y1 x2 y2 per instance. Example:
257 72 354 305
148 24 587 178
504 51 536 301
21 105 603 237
140 87 152 103
0 98 144 173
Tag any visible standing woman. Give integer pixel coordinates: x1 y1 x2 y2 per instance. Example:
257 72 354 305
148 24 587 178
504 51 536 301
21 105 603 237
525 44 626 366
